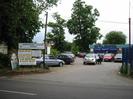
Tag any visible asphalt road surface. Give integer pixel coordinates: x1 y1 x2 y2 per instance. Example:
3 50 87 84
0 57 133 99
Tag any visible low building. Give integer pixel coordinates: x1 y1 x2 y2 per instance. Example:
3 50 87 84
0 43 8 54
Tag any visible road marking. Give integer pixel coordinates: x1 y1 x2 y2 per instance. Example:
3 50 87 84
0 90 37 96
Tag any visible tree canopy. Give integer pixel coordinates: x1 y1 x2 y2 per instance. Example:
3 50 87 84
103 31 126 44
67 0 102 52
47 13 66 52
0 0 58 52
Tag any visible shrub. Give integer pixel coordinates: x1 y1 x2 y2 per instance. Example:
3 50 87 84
50 49 60 56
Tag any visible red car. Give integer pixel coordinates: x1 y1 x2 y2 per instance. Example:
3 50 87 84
103 53 114 62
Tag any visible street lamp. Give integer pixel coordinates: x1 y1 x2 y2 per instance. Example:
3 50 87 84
43 11 48 69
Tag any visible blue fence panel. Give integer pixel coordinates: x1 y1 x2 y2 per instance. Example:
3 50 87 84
122 47 129 64
131 46 133 69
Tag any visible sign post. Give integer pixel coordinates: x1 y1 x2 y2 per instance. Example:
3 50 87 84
18 43 44 66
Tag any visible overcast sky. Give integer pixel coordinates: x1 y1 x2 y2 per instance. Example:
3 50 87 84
33 0 133 44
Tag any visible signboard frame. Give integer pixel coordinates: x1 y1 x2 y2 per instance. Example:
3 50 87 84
18 43 44 66
19 43 44 49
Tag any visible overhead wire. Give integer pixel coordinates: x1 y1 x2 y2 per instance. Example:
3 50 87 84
97 20 133 25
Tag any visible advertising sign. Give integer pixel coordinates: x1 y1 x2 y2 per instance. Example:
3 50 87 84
18 50 36 65
93 44 117 53
32 50 42 57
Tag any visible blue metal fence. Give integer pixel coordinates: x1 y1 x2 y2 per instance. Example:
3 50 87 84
122 47 129 64
122 46 133 73
130 46 133 71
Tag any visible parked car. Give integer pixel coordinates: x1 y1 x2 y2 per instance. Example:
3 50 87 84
36 55 65 67
103 53 114 62
83 53 98 65
61 51 75 59
77 52 87 58
57 54 74 64
114 53 122 62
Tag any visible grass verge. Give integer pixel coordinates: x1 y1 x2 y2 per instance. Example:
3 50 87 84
0 67 50 77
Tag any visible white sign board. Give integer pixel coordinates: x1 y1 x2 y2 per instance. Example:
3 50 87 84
19 43 44 49
32 50 42 57
18 50 36 65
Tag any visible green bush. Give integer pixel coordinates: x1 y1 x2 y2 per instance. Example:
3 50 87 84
71 44 79 55
50 49 60 56
120 63 128 75
0 53 10 68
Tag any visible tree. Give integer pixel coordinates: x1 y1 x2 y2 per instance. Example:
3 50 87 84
0 0 58 52
63 41 72 51
67 0 102 52
71 42 79 55
0 0 58 67
47 13 66 52
103 31 126 44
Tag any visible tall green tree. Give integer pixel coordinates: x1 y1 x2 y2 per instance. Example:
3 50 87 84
47 13 66 52
63 41 72 51
103 31 126 44
67 0 102 52
0 0 58 52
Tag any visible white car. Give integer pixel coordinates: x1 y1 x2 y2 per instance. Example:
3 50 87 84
114 53 122 62
83 53 98 65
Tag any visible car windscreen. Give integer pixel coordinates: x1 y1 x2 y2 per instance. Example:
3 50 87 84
115 54 122 57
86 54 95 58
104 54 112 57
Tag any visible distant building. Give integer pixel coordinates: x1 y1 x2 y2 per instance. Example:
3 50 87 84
89 44 128 53
0 43 8 54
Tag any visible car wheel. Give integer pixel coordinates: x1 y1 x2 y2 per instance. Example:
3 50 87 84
40 63 44 68
59 62 63 67
68 62 71 64
83 62 86 65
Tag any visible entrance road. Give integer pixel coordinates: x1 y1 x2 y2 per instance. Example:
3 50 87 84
12 57 133 86
0 57 133 99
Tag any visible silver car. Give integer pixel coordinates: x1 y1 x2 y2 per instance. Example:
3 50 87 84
114 53 122 62
36 55 65 67
83 53 98 65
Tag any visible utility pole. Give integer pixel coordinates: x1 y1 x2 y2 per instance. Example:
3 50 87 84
128 0 131 75
43 12 48 69
129 0 131 49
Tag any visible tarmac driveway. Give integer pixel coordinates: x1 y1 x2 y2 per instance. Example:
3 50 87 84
12 57 133 87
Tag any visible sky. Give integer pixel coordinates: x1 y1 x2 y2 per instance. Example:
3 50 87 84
33 0 133 44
